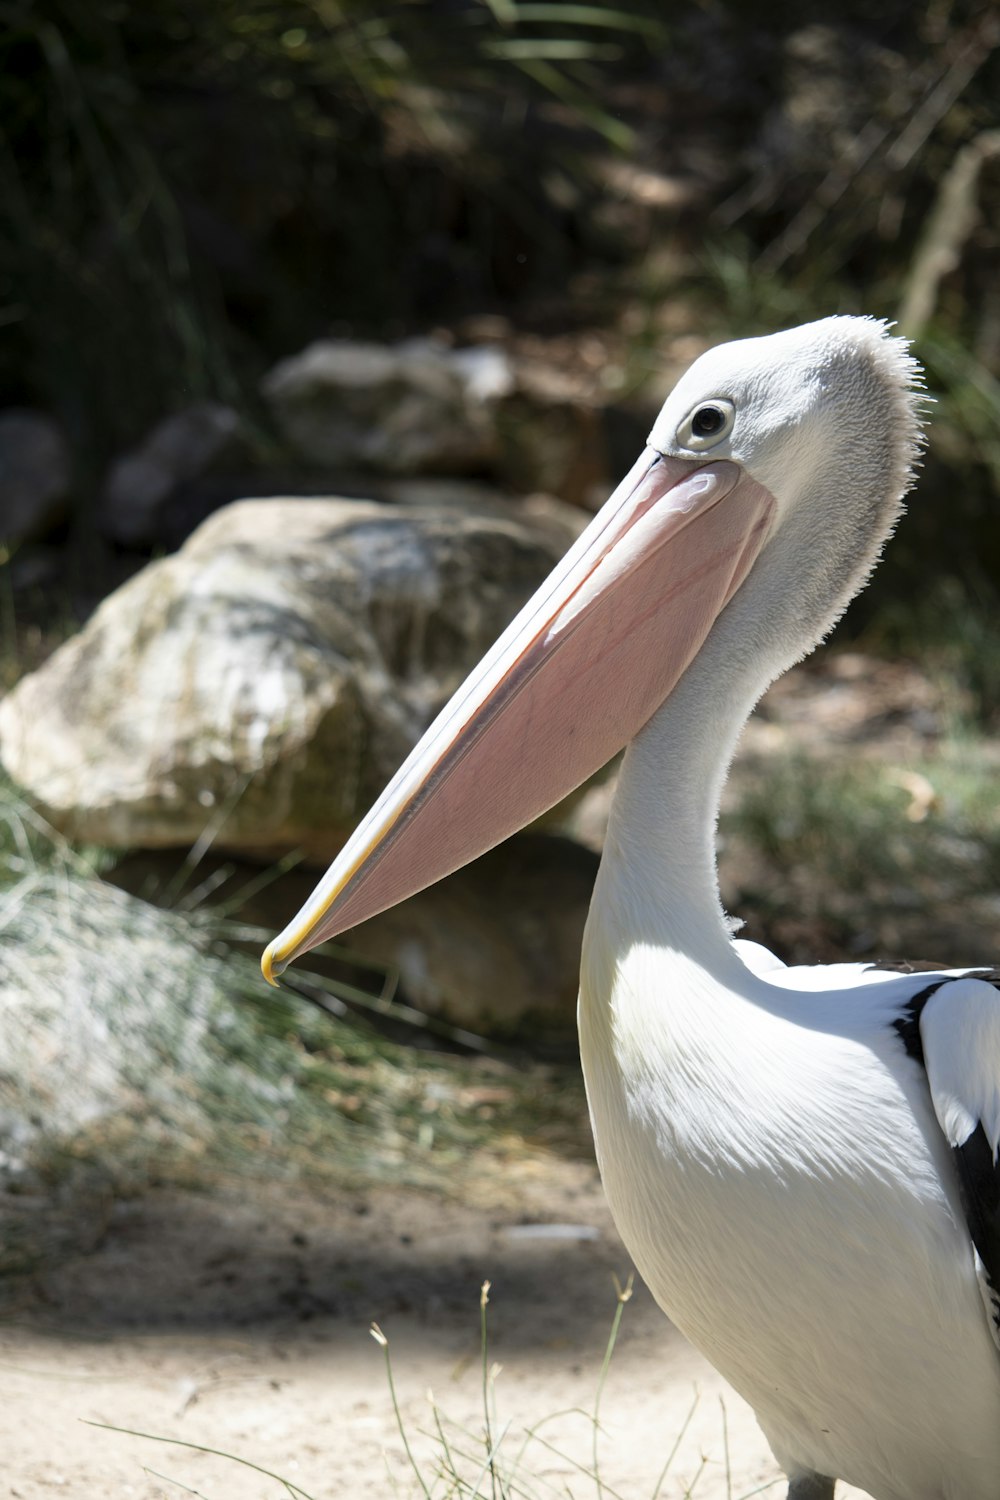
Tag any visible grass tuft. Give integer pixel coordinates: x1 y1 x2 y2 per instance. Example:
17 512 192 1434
91 1280 782 1499
0 768 590 1286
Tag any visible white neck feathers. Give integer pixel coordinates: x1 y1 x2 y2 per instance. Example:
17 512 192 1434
581 319 925 1029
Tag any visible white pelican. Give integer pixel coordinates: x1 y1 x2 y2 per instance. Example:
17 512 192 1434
262 317 1000 1500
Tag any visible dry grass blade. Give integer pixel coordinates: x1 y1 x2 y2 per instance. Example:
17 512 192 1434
82 1420 321 1500
649 1390 699 1500
480 1281 501 1500
142 1467 213 1498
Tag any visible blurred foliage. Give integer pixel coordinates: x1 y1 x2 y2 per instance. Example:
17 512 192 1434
0 0 669 461
865 574 1000 728
722 738 1000 965
2 0 1000 626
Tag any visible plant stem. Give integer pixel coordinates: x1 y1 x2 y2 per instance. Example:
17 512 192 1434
593 1272 633 1500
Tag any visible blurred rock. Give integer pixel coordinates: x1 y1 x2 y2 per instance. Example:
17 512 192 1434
100 402 252 547
262 338 513 476
495 385 608 510
0 409 71 546
0 493 567 855
376 477 589 551
261 335 610 506
345 833 598 1041
594 159 700 211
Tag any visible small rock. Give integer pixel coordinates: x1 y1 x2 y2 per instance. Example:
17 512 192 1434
100 402 250 546
0 409 71 547
261 338 513 476
261 335 609 505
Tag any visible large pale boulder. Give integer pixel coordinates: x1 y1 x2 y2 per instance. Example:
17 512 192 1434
0 494 572 856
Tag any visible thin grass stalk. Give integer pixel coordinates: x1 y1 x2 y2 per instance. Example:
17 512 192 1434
721 1396 732 1500
202 849 307 920
162 771 255 908
0 870 42 935
417 1427 516 1499
82 1420 320 1500
142 1466 211 1497
649 1390 700 1500
480 0 519 25
370 1324 433 1500
417 1419 545 1500
0 795 97 877
513 5 663 34
279 966 516 1061
523 1433 631 1500
592 1272 633 1499
480 1280 501 1500
467 1421 513 1500
510 57 632 149
512 1405 593 1479
430 1396 466 1492
682 1455 708 1498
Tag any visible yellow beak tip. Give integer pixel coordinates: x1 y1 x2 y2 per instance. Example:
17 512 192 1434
260 943 286 988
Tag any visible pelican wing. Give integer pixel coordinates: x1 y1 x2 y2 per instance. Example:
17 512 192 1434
919 975 1000 1352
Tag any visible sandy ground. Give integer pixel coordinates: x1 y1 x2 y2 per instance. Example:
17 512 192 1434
0 1160 872 1500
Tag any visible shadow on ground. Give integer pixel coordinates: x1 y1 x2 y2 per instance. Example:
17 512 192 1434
6 1171 656 1361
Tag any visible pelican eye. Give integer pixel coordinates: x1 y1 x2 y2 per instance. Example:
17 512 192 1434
692 405 726 436
677 398 736 451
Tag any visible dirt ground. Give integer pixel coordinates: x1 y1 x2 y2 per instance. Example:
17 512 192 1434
0 1157 872 1500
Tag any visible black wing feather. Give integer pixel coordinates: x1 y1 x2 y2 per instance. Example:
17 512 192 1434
953 1124 1000 1337
879 967 1000 1343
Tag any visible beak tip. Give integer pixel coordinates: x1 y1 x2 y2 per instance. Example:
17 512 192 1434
261 942 286 988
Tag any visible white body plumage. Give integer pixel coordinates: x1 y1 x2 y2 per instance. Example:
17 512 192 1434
581 906 1000 1498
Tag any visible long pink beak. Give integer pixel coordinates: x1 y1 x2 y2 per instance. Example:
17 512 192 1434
262 449 775 983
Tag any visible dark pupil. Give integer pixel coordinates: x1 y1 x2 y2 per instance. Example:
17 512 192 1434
691 405 726 438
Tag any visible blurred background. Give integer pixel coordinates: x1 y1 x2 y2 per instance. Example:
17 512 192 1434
1 3 1000 1491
